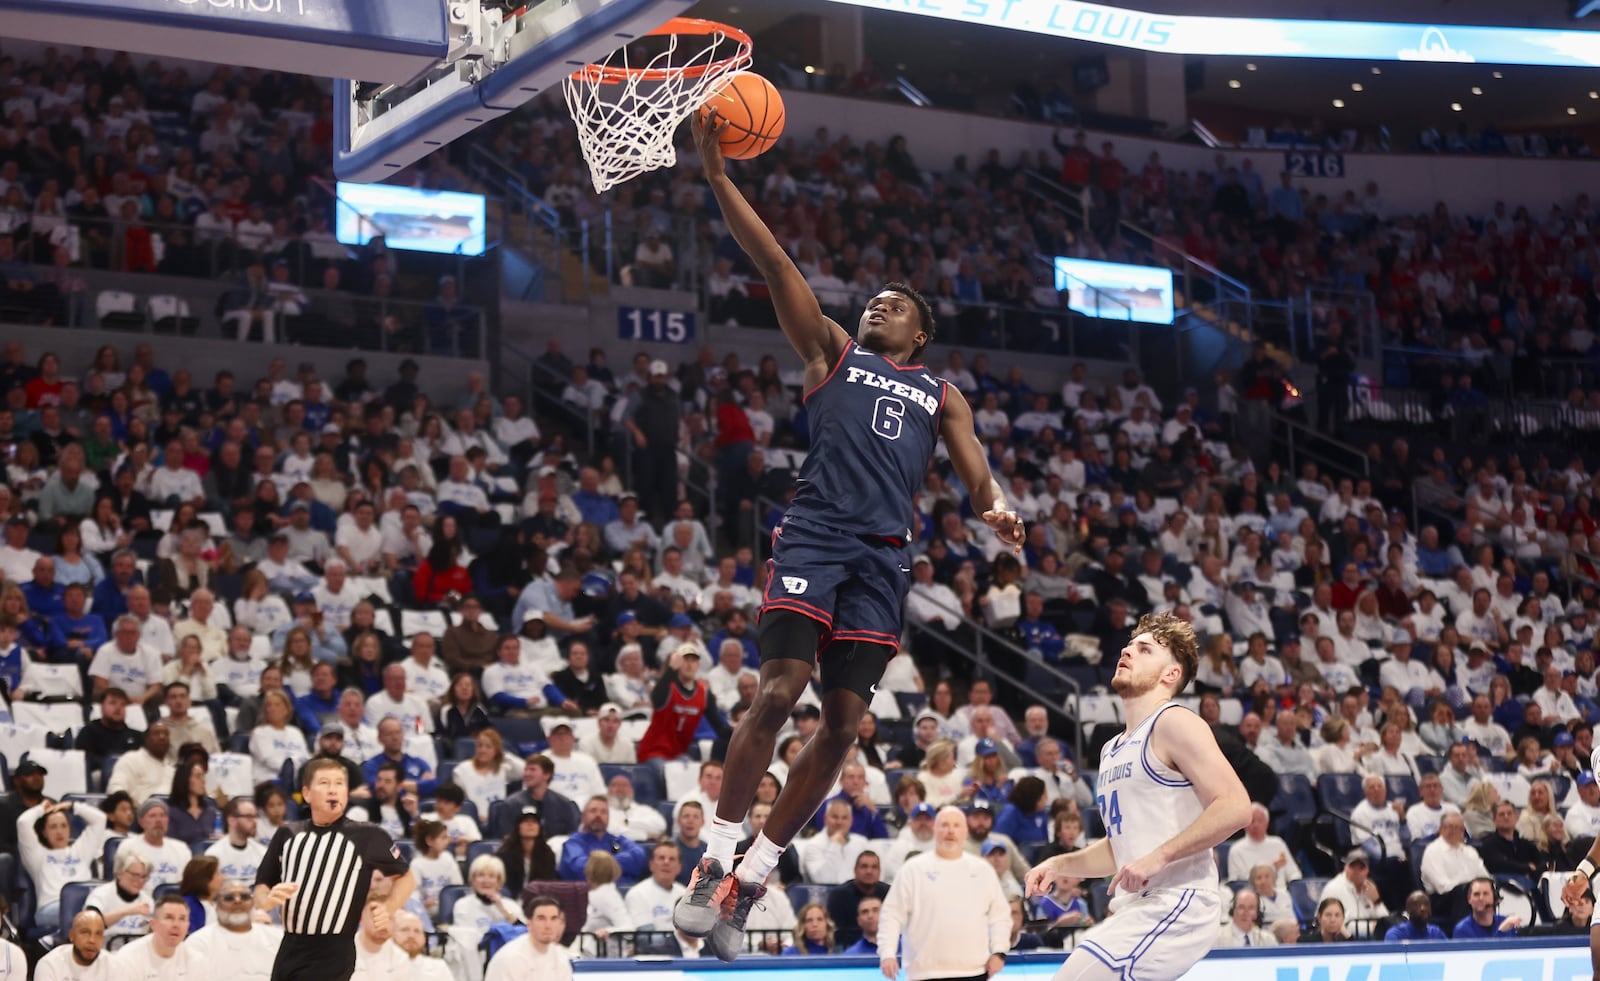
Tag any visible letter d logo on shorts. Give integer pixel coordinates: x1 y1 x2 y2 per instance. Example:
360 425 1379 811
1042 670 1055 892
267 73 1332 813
782 576 809 594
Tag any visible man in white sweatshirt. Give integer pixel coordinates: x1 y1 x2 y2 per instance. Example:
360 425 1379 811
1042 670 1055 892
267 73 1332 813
878 806 1010 981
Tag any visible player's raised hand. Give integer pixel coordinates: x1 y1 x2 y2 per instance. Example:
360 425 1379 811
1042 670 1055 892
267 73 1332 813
691 109 728 179
982 508 1024 554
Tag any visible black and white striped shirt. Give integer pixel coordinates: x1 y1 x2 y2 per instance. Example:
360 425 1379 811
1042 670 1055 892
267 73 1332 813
255 817 409 936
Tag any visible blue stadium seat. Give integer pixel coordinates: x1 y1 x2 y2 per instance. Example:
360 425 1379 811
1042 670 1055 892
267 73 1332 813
1383 775 1418 808
437 885 472 925
1270 774 1316 840
1086 879 1111 920
1408 838 1432 891
894 692 928 717
393 840 415 863
1414 755 1445 775
58 881 103 934
788 884 830 909
99 755 121 792
489 717 546 750
452 738 478 761
1317 773 1364 816
1289 878 1328 926
466 840 500 864
1214 841 1230 877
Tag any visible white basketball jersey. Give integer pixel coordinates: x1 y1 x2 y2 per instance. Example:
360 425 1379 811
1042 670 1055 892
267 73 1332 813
1094 701 1215 907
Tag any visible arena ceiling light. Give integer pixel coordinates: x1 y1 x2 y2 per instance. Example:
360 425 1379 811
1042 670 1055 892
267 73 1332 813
823 0 1600 67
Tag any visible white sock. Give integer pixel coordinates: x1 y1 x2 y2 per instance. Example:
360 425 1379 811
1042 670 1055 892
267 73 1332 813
705 815 743 869
735 832 784 886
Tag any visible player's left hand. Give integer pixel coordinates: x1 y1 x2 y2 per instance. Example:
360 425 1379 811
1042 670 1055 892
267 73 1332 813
367 901 391 938
982 508 1024 554
1109 849 1168 897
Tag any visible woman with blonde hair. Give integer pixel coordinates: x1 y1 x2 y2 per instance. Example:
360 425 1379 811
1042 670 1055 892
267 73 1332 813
918 739 963 806
583 850 634 947
782 902 835 955
234 569 290 635
960 744 1013 806
278 627 318 696
1516 779 1559 848
1462 781 1500 840
454 728 523 819
247 690 309 784
1194 634 1239 696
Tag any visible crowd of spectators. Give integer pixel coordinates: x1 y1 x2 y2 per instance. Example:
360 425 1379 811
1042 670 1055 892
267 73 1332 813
0 321 1597 973
0 45 488 356
469 90 1600 409
0 31 1599 977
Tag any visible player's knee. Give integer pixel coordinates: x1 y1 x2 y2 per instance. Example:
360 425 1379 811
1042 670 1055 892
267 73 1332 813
814 711 858 750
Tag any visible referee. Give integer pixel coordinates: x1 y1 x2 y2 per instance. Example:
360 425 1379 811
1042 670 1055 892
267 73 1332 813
255 757 416 980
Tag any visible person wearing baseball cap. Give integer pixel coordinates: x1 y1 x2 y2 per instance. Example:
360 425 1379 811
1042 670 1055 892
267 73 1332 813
580 703 638 765
636 644 729 763
882 802 939 881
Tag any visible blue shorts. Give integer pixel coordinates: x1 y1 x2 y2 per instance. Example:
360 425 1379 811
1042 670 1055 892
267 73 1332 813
759 515 909 650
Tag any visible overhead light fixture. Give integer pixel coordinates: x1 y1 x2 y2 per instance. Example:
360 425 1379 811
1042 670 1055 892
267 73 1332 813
1246 63 1257 71
1493 71 1504 78
1590 91 1599 99
1569 106 1580 115
1451 102 1463 111
1228 79 1242 88
727 4 740 11
804 65 815 73
1471 86 1483 95
1351 83 1363 92
1332 99 1345 108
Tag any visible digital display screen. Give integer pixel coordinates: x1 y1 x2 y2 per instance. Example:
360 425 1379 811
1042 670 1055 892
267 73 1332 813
819 0 1600 68
334 182 487 256
1054 257 1175 325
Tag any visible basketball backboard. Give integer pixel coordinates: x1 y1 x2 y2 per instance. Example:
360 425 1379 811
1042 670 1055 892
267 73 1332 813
334 0 693 183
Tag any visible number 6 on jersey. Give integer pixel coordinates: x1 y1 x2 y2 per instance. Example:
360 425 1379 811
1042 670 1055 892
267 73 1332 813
871 396 905 440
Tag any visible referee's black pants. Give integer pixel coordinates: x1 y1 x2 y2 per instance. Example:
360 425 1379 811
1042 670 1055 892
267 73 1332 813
272 934 357 981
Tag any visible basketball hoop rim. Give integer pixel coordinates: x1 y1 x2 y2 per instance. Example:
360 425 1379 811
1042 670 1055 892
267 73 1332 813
570 17 752 85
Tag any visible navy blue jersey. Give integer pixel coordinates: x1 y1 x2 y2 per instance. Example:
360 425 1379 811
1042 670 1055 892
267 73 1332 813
789 339 948 539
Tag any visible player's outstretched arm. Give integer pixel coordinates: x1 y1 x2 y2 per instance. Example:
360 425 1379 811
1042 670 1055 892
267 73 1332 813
1025 838 1115 898
692 111 847 371
939 393 1023 553
1111 708 1251 894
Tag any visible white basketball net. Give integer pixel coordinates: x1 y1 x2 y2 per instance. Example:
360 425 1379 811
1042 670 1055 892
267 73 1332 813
564 24 752 194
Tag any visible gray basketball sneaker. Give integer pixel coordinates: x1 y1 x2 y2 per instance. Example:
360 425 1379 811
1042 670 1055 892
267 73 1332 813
672 857 732 937
704 880 767 962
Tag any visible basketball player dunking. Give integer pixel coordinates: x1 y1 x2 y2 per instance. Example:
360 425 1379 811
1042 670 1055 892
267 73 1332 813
674 111 1025 961
1025 613 1251 981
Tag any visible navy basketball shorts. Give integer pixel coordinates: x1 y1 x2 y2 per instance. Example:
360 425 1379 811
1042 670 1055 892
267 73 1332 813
759 516 909 696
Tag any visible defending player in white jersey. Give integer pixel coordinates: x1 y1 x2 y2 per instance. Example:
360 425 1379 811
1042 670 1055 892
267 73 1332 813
1558 747 1600 980
1026 613 1251 981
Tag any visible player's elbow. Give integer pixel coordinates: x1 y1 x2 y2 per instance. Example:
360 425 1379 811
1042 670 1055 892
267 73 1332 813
1220 787 1253 836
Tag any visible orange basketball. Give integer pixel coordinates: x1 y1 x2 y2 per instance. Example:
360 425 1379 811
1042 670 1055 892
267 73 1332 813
697 71 785 160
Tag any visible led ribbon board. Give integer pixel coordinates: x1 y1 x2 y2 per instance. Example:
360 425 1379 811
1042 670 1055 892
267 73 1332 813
0 0 446 83
821 0 1600 67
